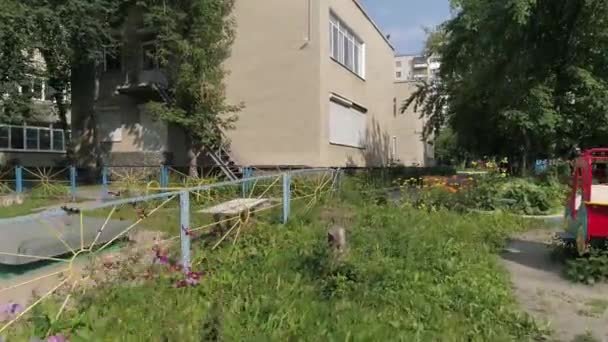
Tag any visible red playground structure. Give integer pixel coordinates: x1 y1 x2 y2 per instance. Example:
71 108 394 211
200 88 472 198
562 148 608 255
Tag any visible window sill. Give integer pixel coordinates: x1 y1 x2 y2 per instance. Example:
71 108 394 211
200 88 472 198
0 149 66 154
329 142 366 150
330 57 366 82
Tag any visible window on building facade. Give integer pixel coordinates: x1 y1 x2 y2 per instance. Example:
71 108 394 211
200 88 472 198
19 81 31 97
39 129 51 150
329 12 365 78
0 124 69 152
0 126 8 149
26 128 39 150
44 81 56 101
329 95 367 148
396 71 402 78
33 80 43 100
18 78 51 101
52 129 65 151
10 127 24 149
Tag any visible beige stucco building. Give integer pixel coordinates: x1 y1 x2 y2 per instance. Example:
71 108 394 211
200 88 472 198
71 0 429 169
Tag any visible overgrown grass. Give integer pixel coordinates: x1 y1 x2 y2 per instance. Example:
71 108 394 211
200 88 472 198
7 199 542 341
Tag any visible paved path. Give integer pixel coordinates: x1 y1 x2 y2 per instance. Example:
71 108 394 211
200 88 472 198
502 228 608 341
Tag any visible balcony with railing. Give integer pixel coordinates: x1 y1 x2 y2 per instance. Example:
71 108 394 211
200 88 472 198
412 56 428 69
0 124 70 153
105 41 169 102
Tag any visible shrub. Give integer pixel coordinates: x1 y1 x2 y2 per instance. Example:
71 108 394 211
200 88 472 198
564 247 608 285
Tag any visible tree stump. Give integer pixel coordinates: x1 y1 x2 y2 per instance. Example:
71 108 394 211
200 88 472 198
328 225 347 256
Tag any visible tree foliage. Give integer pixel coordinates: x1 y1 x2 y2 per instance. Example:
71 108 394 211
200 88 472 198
141 0 242 175
0 0 119 130
0 1 36 123
29 0 120 131
404 0 608 170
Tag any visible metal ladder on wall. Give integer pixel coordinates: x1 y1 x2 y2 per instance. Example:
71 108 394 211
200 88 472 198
206 143 241 181
153 83 242 181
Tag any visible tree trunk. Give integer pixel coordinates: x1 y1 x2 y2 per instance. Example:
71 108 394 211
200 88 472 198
70 61 99 169
520 130 531 177
52 87 74 162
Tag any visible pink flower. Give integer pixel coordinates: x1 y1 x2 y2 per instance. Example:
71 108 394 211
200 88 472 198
47 334 68 342
0 302 23 322
175 271 205 288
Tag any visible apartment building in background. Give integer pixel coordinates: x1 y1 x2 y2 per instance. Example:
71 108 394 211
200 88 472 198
70 0 429 170
394 53 441 82
393 52 440 165
0 51 71 167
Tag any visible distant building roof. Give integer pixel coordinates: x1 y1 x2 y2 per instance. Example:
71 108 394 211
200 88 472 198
352 0 394 51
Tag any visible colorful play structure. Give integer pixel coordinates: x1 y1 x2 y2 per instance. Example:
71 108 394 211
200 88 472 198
562 148 608 255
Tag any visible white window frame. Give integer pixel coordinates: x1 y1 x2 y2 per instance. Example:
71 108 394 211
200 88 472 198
0 124 69 153
329 12 365 79
16 77 68 103
18 78 46 102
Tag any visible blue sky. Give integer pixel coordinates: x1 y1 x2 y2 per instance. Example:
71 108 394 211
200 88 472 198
360 0 451 54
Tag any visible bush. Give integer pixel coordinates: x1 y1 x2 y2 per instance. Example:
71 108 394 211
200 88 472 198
395 172 568 215
564 246 608 285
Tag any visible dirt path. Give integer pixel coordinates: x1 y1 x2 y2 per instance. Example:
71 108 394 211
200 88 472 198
0 230 161 314
502 228 608 342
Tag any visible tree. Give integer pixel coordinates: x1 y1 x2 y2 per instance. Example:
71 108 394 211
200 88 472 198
141 0 242 177
29 0 122 160
403 0 608 174
0 1 35 123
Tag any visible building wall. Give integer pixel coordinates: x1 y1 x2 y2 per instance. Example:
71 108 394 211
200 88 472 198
394 81 427 165
0 152 66 167
316 0 426 167
395 54 416 81
70 0 428 168
74 6 169 167
223 0 323 167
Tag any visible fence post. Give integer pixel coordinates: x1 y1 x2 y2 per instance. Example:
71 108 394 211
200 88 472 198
101 166 109 198
334 168 342 193
179 191 191 273
15 166 22 194
69 166 77 201
160 165 169 188
241 166 252 197
282 173 291 224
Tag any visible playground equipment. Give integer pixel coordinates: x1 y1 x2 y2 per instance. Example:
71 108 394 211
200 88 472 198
562 148 608 255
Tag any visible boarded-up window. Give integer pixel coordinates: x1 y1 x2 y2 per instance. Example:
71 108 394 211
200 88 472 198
329 96 367 148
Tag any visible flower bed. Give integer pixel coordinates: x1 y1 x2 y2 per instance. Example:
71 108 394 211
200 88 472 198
397 173 568 215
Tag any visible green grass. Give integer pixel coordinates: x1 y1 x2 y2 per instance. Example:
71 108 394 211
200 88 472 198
584 298 608 316
6 198 543 341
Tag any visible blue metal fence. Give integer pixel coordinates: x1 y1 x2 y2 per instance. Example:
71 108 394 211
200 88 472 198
0 168 340 333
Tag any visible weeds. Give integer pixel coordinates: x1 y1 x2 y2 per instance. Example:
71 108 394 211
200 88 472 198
4 197 544 341
564 247 608 285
